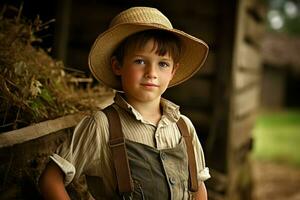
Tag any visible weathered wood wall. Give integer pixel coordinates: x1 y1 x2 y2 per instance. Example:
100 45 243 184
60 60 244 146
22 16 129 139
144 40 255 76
164 0 265 199
0 129 70 199
227 0 265 199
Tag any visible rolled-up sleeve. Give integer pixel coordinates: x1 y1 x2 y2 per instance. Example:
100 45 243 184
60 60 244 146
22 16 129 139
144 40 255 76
50 114 104 186
50 154 75 186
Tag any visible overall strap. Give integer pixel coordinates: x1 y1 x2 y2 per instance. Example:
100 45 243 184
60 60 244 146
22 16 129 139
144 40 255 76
103 106 134 193
176 118 199 192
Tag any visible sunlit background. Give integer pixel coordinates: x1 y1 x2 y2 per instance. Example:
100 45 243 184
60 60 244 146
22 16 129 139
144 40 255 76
252 0 300 199
267 0 300 33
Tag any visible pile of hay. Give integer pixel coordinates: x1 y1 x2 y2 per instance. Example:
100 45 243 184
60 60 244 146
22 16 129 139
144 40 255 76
0 7 113 133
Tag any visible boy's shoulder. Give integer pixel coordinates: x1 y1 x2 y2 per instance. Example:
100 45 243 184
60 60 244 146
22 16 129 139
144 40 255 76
178 114 196 133
79 108 111 127
89 104 124 123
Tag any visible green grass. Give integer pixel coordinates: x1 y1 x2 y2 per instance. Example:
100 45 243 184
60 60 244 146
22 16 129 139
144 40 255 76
252 110 300 167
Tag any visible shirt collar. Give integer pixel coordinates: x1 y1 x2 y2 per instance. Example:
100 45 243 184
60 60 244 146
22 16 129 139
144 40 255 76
114 92 181 125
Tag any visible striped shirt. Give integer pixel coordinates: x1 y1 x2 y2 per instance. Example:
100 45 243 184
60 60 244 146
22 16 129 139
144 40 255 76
50 93 210 195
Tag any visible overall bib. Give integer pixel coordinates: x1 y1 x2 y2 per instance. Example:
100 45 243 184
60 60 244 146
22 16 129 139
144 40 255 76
123 138 190 199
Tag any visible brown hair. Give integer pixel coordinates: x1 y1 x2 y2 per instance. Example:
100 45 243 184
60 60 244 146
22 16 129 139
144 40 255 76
112 29 182 64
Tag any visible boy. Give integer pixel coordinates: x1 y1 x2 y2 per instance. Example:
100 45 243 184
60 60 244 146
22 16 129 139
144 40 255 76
39 7 210 200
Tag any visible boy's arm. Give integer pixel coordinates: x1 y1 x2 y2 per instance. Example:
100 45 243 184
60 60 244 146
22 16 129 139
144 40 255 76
195 181 208 200
39 161 71 200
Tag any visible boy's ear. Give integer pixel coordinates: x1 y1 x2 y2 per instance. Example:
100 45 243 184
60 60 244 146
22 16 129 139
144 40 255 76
111 56 122 76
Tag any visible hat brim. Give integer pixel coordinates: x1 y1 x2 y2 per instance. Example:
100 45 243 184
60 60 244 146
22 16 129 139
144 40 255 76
88 23 209 91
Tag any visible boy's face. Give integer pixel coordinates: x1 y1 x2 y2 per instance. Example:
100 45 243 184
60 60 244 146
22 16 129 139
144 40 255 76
112 39 178 104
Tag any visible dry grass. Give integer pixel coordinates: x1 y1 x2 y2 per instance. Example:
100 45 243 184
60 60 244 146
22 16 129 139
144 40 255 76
0 5 114 133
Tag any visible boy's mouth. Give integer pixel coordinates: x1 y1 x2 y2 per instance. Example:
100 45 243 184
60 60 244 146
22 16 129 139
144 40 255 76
140 83 159 87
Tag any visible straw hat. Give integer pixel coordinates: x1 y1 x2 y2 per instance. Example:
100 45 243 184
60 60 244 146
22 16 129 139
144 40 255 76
88 7 209 91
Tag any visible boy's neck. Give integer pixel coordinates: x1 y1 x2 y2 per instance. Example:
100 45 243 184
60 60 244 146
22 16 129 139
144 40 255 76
126 97 162 125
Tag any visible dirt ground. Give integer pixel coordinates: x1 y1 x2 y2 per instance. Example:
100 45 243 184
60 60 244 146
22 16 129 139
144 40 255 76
252 160 300 200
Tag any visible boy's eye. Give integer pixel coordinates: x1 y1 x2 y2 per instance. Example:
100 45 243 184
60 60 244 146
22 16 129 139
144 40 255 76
134 59 145 65
159 62 170 68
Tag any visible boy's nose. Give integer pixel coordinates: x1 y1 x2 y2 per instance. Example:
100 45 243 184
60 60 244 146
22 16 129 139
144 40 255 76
145 65 157 79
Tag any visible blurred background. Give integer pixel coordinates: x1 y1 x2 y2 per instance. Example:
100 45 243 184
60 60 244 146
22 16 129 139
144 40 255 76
0 0 299 199
251 0 300 200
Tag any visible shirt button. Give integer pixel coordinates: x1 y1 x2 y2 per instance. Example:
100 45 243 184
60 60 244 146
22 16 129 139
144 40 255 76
161 152 166 160
169 177 176 185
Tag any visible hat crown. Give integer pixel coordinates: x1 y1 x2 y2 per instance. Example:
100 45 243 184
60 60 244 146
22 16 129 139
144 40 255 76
109 7 173 29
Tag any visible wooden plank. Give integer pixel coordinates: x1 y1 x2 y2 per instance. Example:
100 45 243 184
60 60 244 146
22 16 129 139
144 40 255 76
245 0 267 22
176 17 217 45
227 165 243 200
231 113 256 149
197 52 217 76
227 154 253 200
165 79 212 108
54 0 71 62
261 69 285 108
181 108 211 129
244 13 265 46
0 113 85 148
237 43 262 71
162 0 219 16
206 169 228 193
234 86 260 118
207 190 225 200
0 130 70 198
233 0 247 49
235 69 260 89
